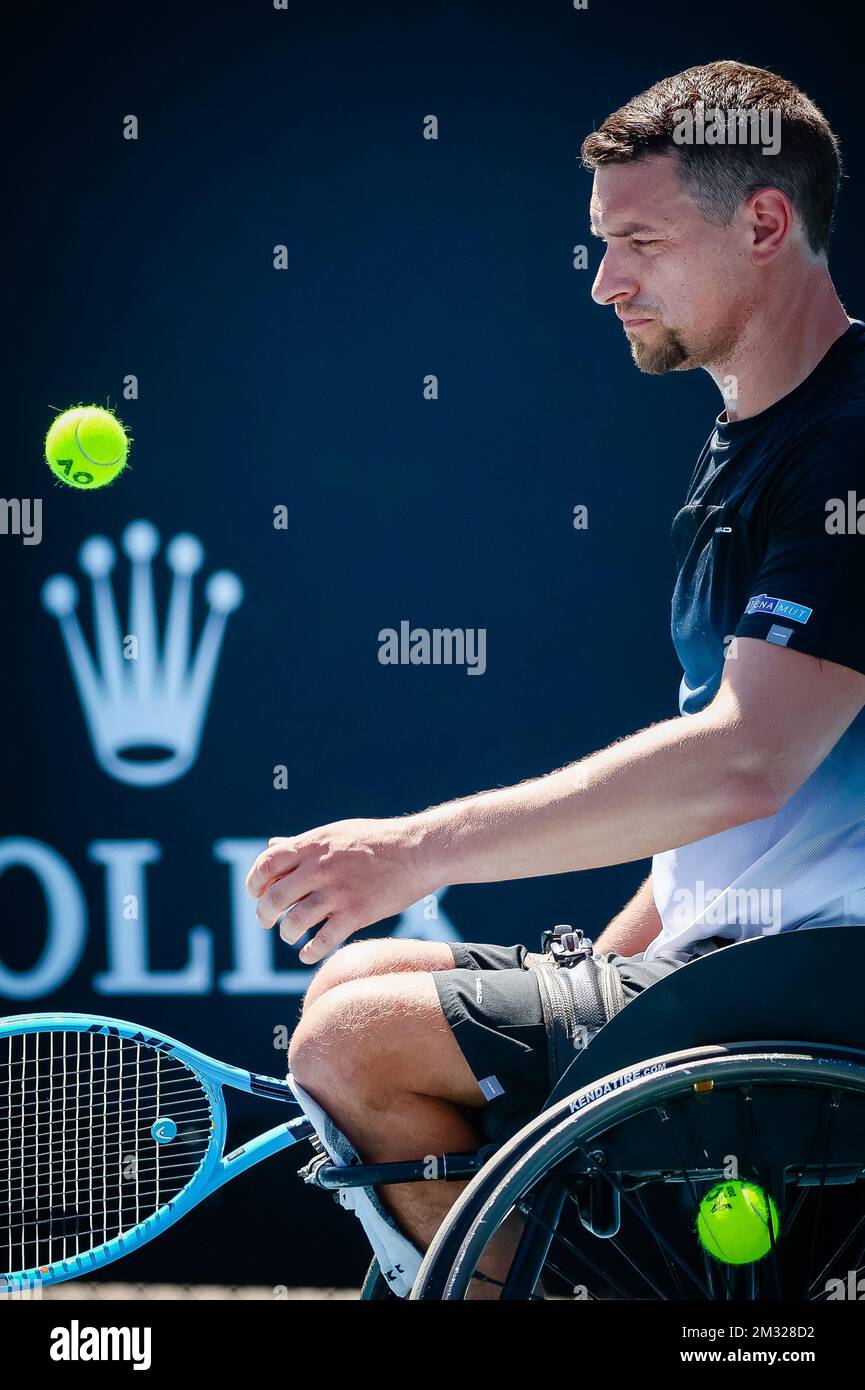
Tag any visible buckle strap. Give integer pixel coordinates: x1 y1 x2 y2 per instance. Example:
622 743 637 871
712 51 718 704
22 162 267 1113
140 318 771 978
561 955 609 1033
539 923 595 967
526 962 579 1090
526 928 628 1092
598 955 626 1018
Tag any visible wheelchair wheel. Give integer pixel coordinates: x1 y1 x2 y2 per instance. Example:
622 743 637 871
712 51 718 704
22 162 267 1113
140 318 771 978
359 1257 390 1300
359 1257 401 1300
411 1045 865 1300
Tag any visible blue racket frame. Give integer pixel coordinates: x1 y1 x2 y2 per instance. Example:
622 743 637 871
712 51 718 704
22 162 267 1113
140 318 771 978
0 1012 314 1291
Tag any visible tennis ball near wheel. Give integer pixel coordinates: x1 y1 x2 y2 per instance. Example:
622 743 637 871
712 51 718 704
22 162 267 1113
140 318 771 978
45 406 130 489
696 1181 780 1265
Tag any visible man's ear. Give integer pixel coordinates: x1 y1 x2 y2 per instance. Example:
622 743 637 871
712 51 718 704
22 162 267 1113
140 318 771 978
747 187 794 264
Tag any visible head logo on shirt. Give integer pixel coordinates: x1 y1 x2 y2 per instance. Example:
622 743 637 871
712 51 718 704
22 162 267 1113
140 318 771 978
745 594 813 624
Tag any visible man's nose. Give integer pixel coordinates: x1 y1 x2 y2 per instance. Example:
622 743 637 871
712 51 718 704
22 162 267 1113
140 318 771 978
591 251 639 307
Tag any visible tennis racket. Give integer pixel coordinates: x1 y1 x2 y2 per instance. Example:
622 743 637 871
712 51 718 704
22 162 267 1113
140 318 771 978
0 1012 315 1291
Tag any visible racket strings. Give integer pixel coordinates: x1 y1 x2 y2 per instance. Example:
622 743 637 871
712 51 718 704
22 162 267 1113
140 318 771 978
1 1142 212 1205
1 1030 214 1280
0 1089 215 1148
1 1166 211 1228
0 1071 211 1111
2 1128 211 1173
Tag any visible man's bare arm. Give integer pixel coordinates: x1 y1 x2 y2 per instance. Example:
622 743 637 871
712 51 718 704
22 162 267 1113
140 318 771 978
593 875 661 956
409 638 865 888
247 639 865 962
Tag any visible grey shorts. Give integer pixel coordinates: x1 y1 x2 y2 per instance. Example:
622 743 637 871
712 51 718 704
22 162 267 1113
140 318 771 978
432 938 700 1144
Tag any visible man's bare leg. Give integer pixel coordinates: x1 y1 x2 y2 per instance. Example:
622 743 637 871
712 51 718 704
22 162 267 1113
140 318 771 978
289 969 528 1299
301 938 457 1013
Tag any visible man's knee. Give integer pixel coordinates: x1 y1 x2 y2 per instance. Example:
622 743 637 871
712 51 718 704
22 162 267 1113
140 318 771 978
302 936 455 1012
291 974 416 1104
289 971 474 1108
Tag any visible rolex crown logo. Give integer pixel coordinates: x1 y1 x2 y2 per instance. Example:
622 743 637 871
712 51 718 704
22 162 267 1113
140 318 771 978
42 520 244 787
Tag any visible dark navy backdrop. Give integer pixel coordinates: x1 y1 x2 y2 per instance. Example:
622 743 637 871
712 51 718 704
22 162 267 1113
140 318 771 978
3 0 863 1285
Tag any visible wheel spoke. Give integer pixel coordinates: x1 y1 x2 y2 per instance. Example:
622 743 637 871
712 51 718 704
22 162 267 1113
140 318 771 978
739 1085 783 1299
804 1088 840 1292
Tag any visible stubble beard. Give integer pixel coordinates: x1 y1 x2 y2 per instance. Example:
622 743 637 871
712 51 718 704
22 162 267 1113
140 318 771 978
627 323 690 374
628 317 742 376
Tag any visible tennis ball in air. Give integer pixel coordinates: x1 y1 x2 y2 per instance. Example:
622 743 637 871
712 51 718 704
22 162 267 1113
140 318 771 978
696 1180 781 1265
45 406 130 489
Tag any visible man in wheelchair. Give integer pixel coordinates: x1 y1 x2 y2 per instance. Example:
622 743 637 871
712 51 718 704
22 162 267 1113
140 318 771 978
247 60 865 1297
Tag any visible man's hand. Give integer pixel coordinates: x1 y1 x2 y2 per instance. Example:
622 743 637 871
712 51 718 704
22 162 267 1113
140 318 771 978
245 817 433 964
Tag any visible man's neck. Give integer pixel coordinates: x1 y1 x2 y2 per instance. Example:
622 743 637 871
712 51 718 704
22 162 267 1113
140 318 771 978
708 273 852 423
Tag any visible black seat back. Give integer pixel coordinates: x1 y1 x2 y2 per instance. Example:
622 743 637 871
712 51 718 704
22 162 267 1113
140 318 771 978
545 925 865 1109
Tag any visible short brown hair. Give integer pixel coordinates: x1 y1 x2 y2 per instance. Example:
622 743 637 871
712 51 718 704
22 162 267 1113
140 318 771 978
581 61 842 255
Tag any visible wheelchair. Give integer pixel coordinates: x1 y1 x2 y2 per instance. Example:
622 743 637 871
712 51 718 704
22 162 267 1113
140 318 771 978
300 925 865 1300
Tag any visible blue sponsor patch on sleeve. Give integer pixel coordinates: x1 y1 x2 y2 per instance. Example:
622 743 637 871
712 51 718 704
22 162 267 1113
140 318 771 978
745 594 813 624
766 624 794 646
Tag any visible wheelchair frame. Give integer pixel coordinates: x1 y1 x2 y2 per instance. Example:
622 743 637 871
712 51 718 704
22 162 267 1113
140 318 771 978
297 925 865 1300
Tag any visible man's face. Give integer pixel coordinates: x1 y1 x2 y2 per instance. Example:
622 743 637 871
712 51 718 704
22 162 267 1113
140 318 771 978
589 154 755 373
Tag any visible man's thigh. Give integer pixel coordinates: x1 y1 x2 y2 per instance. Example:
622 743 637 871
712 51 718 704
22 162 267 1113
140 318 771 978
430 957 551 1141
603 947 686 997
449 940 532 971
431 941 686 1145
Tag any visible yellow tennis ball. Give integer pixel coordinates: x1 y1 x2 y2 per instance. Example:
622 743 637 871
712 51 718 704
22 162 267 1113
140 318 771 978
45 406 130 490
696 1180 781 1265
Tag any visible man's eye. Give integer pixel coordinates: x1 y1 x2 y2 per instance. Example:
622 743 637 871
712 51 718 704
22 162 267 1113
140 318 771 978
632 238 659 247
